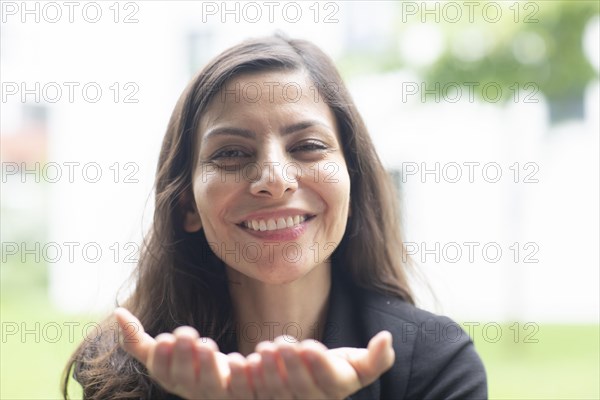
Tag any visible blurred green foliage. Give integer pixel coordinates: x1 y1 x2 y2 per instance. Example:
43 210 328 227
339 1 599 122
424 1 599 101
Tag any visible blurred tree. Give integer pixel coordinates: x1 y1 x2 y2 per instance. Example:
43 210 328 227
338 1 599 124
423 1 598 123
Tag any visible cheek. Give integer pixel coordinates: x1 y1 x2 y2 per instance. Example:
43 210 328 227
315 164 351 229
193 173 236 229
334 177 351 228
323 162 351 204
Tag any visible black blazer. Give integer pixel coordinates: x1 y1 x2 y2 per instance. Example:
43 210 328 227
322 274 488 399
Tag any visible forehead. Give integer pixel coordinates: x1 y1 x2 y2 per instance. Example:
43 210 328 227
198 70 337 135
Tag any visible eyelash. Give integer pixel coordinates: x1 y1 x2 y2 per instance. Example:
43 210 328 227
212 148 250 160
291 141 328 153
211 141 328 160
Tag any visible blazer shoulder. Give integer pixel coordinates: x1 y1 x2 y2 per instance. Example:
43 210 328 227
355 285 449 326
354 287 488 400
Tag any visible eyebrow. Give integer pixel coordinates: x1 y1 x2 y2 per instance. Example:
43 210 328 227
202 120 333 142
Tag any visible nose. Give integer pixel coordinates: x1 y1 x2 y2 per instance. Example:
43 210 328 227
249 148 299 198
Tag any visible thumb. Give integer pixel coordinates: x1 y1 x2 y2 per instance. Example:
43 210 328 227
367 330 395 373
338 331 395 387
114 307 156 365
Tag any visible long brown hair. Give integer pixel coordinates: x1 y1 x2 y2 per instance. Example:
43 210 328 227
63 33 414 399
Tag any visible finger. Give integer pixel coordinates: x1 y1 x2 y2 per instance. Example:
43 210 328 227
275 338 322 399
257 341 292 400
196 336 220 352
327 346 368 361
367 331 396 380
301 340 362 397
148 333 176 386
355 331 395 386
196 341 228 397
171 327 201 388
247 352 267 400
328 331 395 387
227 352 254 400
114 307 155 365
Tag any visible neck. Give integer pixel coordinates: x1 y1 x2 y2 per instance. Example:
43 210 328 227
226 264 332 356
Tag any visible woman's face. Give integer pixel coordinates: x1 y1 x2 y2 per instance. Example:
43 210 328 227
184 70 351 285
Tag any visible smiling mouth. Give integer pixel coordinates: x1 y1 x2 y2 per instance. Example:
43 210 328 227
238 214 316 232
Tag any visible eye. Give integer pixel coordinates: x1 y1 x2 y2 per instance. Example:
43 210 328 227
211 147 251 160
291 140 328 153
208 147 253 170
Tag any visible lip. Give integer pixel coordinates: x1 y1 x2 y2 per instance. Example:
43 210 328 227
237 215 316 241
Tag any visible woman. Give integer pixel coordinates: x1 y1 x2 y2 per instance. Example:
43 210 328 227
63 34 487 399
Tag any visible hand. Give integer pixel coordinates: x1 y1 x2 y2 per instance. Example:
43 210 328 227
114 307 254 399
248 332 394 399
115 307 395 399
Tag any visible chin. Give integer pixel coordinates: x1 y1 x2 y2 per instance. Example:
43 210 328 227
250 261 313 285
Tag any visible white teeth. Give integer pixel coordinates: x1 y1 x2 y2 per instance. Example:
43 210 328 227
244 215 310 231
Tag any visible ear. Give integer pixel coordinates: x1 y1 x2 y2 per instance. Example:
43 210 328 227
184 207 202 233
181 192 202 233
